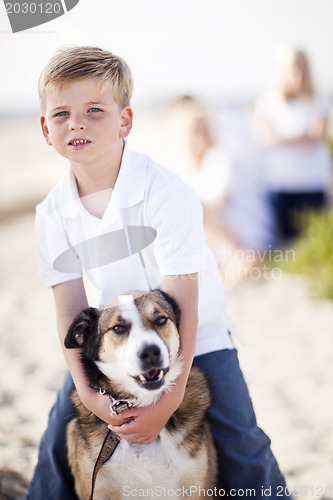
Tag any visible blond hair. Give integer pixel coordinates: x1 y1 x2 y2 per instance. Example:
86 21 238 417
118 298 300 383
39 46 133 112
274 46 314 99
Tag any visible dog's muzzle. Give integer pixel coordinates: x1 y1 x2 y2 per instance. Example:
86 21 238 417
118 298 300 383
133 343 169 390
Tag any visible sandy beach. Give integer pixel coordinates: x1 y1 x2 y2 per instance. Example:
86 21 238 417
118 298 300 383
0 115 332 498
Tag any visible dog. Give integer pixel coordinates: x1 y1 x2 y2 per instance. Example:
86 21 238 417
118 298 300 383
65 289 217 500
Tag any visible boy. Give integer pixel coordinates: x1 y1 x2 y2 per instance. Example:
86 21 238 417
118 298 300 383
28 46 288 498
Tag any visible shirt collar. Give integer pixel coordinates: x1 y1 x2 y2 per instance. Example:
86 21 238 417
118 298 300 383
58 168 82 219
113 140 147 209
59 140 147 219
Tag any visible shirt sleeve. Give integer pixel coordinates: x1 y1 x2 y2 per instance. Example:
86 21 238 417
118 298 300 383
148 178 210 276
35 202 82 288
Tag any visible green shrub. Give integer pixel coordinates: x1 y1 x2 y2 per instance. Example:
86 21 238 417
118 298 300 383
282 209 333 300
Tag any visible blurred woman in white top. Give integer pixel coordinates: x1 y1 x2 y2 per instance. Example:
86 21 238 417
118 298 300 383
163 95 275 286
253 46 332 242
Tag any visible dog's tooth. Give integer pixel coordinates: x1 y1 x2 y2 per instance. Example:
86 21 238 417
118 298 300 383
139 374 146 382
157 370 163 380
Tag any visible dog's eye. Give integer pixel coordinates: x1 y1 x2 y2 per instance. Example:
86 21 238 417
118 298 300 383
154 316 168 326
112 324 127 334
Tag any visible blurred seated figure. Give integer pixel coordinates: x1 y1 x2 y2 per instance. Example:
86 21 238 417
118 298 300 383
163 96 275 286
253 46 332 244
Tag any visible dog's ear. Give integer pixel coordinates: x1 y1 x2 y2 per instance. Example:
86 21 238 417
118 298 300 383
158 290 181 329
65 307 100 349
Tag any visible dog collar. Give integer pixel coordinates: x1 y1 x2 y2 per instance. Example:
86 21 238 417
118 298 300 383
99 388 133 415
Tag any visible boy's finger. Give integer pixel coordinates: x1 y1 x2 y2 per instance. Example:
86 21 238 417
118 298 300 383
108 426 158 443
107 416 134 427
108 421 133 432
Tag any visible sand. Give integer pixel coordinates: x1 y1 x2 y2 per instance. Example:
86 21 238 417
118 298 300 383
1 213 332 499
0 115 332 499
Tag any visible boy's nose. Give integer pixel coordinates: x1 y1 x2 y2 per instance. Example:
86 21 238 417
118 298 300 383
68 115 87 131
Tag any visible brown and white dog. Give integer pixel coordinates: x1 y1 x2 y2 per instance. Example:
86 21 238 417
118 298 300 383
65 290 217 500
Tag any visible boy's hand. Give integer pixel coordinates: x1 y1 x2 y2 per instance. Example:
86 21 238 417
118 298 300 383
108 405 169 443
78 381 183 443
108 385 184 443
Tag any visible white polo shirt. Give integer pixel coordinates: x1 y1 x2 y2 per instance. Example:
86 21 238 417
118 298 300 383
35 142 234 356
255 93 332 191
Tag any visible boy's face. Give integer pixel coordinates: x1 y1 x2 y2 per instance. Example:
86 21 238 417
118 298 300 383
40 78 132 169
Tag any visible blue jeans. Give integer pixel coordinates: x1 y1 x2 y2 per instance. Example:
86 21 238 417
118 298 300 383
27 370 77 499
193 350 288 497
27 349 288 499
270 190 325 240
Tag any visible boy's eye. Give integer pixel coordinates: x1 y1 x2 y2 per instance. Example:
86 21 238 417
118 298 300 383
54 111 69 117
88 108 103 113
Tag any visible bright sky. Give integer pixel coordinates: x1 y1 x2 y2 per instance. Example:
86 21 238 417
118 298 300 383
1 0 333 115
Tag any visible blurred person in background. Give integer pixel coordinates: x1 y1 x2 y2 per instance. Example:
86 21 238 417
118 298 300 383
252 46 332 244
164 96 275 286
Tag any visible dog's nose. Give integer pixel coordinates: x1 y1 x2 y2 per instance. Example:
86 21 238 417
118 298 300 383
138 344 162 369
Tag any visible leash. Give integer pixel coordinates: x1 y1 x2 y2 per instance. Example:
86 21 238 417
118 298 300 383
89 388 133 500
89 429 120 500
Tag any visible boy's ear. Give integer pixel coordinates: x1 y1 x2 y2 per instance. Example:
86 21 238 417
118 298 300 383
119 106 133 138
40 115 52 146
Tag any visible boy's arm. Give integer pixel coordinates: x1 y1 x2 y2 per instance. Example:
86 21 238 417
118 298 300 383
108 273 198 443
53 279 125 424
253 110 328 147
162 272 198 396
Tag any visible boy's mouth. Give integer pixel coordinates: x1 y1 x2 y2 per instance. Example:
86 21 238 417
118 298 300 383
68 139 91 146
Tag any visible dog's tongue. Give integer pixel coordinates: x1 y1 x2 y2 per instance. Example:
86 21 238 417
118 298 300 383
144 369 160 380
